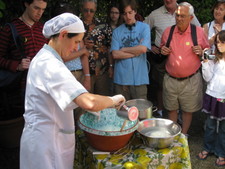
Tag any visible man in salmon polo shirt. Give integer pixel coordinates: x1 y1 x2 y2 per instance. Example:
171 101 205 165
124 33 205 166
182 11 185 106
160 2 209 135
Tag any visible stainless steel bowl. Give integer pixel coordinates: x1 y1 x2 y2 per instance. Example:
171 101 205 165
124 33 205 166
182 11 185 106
124 99 157 120
137 118 181 149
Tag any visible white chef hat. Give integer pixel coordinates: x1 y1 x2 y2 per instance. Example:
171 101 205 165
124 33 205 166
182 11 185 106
43 13 85 38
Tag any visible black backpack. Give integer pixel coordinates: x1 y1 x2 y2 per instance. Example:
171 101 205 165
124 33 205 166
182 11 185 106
0 23 25 88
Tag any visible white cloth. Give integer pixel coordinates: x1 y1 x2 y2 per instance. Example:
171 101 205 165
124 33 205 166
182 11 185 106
207 21 225 53
202 59 225 99
144 5 201 47
20 44 87 169
43 13 85 38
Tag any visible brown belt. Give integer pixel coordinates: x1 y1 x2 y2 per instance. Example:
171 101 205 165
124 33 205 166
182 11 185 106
167 69 199 81
71 69 83 72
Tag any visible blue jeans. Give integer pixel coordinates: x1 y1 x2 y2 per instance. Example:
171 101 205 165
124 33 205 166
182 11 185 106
204 115 225 157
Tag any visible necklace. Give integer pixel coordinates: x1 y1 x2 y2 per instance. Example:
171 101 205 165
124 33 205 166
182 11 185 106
20 15 33 27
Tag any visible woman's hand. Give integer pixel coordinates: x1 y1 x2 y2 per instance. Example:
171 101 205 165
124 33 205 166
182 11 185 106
84 37 94 49
17 57 31 71
109 94 126 110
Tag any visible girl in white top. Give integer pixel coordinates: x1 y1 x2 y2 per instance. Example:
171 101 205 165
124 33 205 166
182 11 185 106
19 13 125 169
203 1 225 54
197 30 225 167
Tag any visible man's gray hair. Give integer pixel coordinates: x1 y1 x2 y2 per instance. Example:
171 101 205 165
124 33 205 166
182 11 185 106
82 0 97 6
178 2 194 16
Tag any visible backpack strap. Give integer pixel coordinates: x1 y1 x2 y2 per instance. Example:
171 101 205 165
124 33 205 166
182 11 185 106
191 24 198 46
5 23 20 49
5 23 24 59
166 24 198 47
166 25 176 48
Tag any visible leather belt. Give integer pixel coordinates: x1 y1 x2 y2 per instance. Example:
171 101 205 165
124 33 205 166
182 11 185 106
71 69 83 72
167 69 199 81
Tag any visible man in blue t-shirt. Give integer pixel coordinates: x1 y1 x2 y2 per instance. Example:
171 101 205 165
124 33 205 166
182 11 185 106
110 0 151 100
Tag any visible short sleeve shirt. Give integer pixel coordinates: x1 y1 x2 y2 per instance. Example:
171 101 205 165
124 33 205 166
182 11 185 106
110 21 151 85
161 24 210 77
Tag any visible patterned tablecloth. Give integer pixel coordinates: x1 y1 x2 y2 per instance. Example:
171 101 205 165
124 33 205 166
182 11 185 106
74 130 191 169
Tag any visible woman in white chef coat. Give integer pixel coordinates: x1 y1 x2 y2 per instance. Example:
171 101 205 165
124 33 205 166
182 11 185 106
20 13 125 169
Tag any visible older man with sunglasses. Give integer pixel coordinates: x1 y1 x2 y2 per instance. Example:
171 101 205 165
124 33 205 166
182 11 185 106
81 0 113 96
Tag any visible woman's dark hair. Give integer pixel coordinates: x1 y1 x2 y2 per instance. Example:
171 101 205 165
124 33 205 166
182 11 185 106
119 0 137 14
214 30 225 62
67 33 79 38
212 1 225 20
106 3 123 27
51 33 79 39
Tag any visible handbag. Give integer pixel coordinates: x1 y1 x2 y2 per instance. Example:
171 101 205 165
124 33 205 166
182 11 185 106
0 23 24 88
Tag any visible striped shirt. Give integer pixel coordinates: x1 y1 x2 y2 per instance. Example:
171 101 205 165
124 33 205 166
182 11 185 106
0 18 47 72
144 5 201 47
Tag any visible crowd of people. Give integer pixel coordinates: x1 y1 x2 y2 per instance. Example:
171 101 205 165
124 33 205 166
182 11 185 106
0 0 225 168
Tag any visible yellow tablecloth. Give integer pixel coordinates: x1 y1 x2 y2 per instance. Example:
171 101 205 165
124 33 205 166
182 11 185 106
74 130 191 169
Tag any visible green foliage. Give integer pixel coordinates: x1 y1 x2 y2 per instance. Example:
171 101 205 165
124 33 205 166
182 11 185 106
0 0 5 10
0 0 219 26
180 0 215 25
0 0 5 18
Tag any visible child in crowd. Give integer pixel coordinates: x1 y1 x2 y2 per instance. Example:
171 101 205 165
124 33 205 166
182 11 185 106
197 30 225 167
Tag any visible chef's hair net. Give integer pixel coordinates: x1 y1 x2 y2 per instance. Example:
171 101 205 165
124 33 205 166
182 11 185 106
43 13 85 38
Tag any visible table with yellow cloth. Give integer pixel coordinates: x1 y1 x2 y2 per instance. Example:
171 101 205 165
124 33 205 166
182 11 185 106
74 130 191 169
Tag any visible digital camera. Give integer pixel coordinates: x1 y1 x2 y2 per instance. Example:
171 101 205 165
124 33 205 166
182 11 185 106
203 49 216 60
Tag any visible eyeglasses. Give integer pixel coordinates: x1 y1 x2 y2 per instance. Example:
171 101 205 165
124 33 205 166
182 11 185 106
110 11 120 15
83 8 95 13
175 13 190 19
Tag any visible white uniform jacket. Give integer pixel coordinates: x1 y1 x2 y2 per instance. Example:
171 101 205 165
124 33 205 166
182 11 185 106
20 44 87 169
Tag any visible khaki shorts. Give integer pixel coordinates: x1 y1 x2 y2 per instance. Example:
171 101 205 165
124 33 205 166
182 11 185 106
163 72 203 112
114 84 147 100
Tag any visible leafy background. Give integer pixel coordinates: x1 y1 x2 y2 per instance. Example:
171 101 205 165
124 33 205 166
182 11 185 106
0 0 216 26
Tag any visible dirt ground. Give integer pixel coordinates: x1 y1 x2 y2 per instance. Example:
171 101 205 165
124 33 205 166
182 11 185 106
188 110 219 169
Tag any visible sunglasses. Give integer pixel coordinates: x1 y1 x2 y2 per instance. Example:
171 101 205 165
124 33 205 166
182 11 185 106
83 8 95 13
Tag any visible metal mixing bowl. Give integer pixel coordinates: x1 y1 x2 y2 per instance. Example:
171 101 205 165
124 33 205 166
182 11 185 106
137 118 181 149
124 99 157 119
